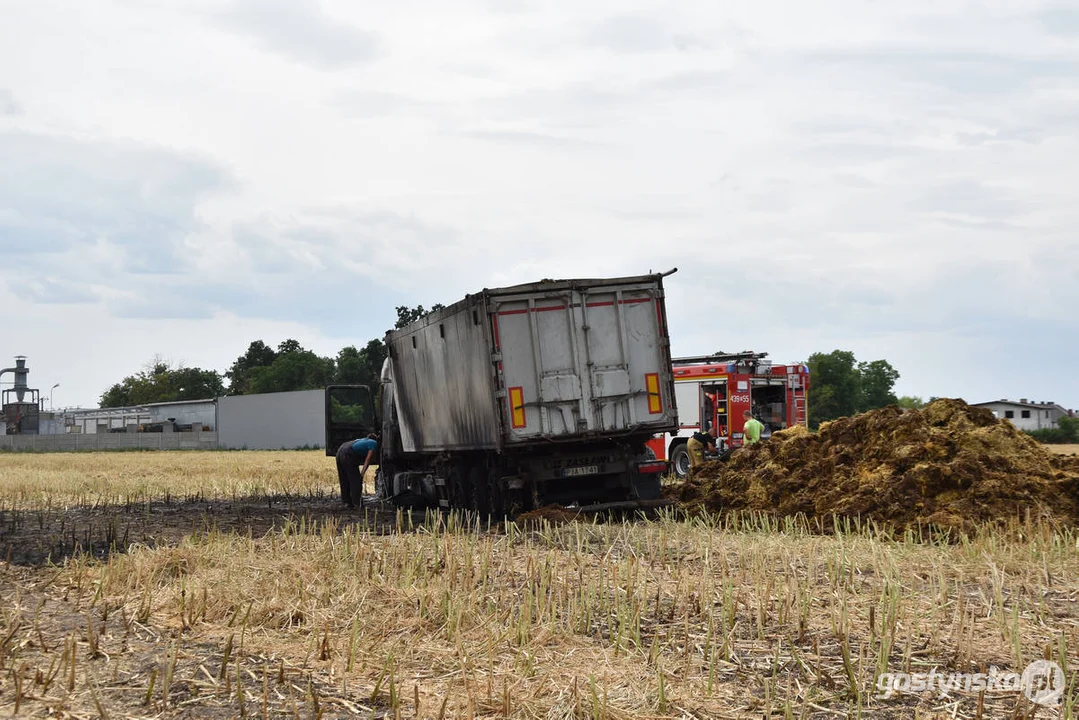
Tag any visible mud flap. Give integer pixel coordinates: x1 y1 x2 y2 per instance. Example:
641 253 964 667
631 473 663 501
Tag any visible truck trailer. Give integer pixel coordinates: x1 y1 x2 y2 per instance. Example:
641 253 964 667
325 271 679 513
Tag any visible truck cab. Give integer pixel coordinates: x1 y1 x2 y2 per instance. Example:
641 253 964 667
323 384 378 456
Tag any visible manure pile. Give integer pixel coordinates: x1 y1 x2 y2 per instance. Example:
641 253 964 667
675 399 1079 532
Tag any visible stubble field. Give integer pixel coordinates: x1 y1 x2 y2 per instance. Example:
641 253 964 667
1048 445 1079 456
0 450 1076 719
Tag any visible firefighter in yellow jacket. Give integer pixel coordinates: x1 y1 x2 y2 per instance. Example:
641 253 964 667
686 430 717 470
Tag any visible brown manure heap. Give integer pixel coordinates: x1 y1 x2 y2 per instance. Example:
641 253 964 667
674 399 1079 533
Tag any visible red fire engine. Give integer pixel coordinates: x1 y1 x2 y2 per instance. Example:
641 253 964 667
646 351 810 477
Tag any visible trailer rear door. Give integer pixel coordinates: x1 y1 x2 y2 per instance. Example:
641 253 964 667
492 281 674 442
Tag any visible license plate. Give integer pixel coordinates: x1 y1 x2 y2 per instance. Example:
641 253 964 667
563 465 599 477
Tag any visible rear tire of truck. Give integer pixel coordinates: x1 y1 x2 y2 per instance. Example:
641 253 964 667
487 467 505 518
670 444 691 479
447 465 466 511
469 465 490 518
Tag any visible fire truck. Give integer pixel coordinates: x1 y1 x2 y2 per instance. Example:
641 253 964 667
646 351 810 478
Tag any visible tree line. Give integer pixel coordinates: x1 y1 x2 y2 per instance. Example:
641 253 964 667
101 333 1073 443
103 320 914 430
98 305 440 408
804 349 903 429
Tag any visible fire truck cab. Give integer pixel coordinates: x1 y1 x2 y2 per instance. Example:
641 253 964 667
646 351 810 478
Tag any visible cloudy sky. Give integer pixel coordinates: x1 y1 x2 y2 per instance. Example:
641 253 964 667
1 0 1077 410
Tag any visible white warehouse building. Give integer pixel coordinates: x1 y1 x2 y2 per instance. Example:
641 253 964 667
49 390 327 449
972 399 1074 432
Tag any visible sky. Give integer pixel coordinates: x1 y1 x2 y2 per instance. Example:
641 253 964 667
0 0 1077 411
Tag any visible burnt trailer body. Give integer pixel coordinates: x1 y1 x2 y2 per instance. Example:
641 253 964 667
326 272 679 513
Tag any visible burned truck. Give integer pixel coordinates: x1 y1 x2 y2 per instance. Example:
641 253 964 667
325 271 679 513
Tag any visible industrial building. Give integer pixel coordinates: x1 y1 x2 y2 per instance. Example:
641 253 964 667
0 356 326 451
972 399 1074 432
59 399 216 434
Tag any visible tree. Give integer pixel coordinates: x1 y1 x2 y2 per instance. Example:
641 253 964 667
857 359 900 412
1026 416 1079 444
246 340 335 394
277 338 303 354
806 350 860 428
897 396 926 410
394 304 445 329
806 350 900 428
335 340 387 388
100 360 224 408
225 341 278 395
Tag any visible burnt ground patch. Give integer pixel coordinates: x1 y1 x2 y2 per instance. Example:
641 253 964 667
0 492 420 566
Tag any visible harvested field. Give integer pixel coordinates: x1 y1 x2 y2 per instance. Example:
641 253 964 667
0 450 1077 718
1048 444 1079 456
675 399 1079 534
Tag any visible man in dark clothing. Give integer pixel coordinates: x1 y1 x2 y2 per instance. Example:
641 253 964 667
336 434 378 508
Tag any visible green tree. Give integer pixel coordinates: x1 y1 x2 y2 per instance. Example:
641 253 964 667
100 360 224 408
335 339 387 388
225 341 277 395
897 395 926 410
277 338 303 354
806 350 901 428
248 342 336 394
1026 416 1079 444
857 359 900 412
394 304 445 329
806 350 860 428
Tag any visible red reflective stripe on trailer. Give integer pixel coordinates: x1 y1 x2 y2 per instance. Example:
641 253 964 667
496 305 567 316
584 298 652 308
498 299 648 314
655 298 665 336
637 461 668 474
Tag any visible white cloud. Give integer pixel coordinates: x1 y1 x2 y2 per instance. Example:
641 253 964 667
0 89 18 116
210 0 380 69
0 0 1076 408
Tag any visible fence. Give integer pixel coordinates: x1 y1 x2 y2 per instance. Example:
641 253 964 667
0 432 219 452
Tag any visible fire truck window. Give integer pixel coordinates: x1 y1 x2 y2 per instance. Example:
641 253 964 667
751 384 788 431
701 385 724 434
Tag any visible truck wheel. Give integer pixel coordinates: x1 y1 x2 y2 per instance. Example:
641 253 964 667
469 466 490 518
446 465 465 511
487 468 505 518
375 467 390 500
670 444 691 479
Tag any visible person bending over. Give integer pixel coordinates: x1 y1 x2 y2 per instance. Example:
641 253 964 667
336 434 378 508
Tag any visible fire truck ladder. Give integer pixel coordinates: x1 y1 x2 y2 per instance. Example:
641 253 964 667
789 373 808 427
672 351 769 365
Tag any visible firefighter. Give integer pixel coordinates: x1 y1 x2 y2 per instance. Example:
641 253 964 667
336 433 379 508
686 430 717 470
742 410 764 446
